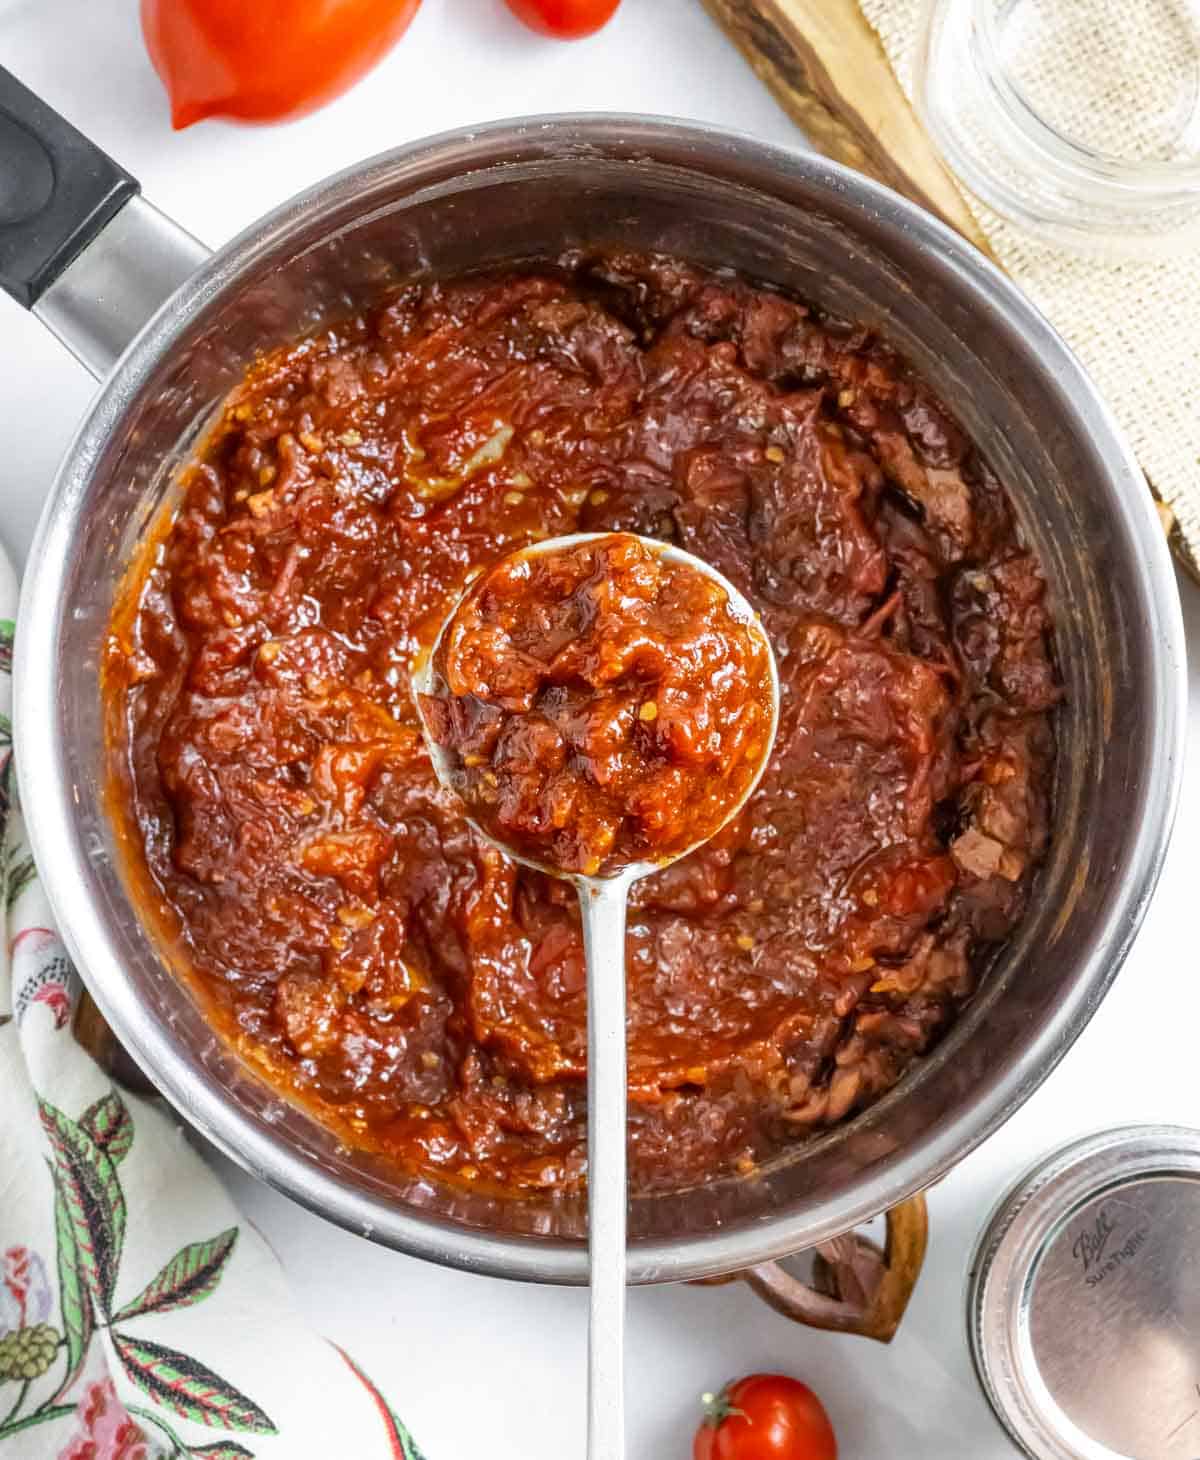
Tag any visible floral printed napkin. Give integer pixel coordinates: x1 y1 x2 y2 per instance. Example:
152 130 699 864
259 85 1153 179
0 540 425 1458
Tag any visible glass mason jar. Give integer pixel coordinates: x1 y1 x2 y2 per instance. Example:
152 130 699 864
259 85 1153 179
914 0 1200 257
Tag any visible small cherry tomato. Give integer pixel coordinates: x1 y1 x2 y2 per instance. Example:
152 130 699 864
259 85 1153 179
693 1374 838 1460
141 0 423 129
502 0 621 40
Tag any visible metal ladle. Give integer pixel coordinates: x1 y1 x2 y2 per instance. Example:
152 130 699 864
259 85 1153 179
413 533 780 1459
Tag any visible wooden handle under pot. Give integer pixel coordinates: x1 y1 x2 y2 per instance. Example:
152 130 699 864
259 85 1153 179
695 1194 928 1343
74 991 158 1097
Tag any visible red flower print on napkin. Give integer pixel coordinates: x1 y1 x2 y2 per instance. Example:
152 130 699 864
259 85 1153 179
59 1378 150 1460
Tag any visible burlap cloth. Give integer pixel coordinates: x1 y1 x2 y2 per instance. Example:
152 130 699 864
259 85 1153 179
861 0 1200 569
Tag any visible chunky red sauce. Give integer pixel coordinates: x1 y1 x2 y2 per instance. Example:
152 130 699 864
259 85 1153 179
419 533 775 876
105 251 1058 1196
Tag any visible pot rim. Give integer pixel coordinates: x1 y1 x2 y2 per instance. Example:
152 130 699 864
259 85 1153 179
15 113 1187 1284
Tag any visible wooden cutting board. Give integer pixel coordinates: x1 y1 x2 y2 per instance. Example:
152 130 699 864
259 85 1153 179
698 0 993 254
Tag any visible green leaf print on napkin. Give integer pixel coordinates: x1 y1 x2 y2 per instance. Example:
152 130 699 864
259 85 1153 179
338 1347 428 1460
39 1098 127 1313
5 847 36 913
114 1228 238 1321
1 1090 278 1452
80 1089 135 1165
52 1174 94 1398
112 1333 275 1434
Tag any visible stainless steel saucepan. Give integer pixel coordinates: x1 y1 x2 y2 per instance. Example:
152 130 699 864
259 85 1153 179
1 67 1186 1295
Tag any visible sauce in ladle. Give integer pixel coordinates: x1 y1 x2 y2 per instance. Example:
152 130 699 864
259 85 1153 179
416 532 777 877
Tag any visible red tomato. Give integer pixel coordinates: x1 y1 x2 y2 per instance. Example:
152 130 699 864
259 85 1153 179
693 1374 838 1460
141 0 422 129
503 0 621 39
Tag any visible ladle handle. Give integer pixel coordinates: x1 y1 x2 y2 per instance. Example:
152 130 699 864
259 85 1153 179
579 876 630 1460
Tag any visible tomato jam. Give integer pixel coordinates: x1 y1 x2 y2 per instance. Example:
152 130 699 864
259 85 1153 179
104 251 1058 1196
418 533 775 877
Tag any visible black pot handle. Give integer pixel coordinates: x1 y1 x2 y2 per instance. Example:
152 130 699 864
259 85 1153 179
0 64 139 309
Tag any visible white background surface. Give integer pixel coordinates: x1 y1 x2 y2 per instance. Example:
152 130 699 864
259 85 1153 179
2 2 1197 1455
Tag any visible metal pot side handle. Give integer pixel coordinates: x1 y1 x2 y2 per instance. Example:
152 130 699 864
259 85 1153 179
0 64 208 379
696 1194 929 1343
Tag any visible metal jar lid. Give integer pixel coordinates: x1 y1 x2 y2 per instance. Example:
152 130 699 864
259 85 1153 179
968 1125 1200 1459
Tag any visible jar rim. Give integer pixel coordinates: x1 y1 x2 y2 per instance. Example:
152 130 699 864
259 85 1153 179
974 0 1200 191
967 1125 1200 1459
